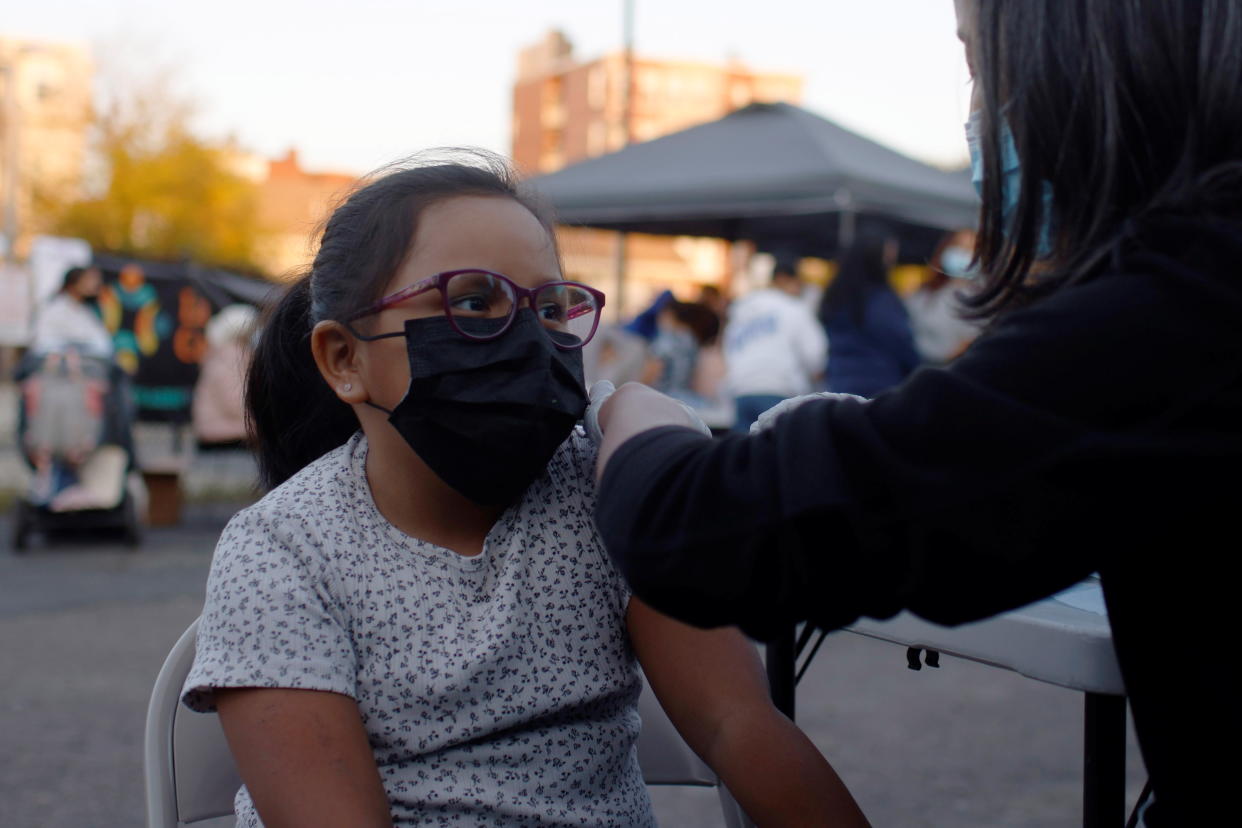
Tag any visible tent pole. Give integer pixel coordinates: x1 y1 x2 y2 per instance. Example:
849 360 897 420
838 209 857 251
613 232 627 322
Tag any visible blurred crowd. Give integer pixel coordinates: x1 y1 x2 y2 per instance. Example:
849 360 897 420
585 227 982 432
12 225 979 521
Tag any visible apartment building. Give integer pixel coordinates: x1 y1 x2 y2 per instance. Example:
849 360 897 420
512 30 802 315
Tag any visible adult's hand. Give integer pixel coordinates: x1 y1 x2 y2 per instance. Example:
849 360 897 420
584 380 616 446
749 392 867 434
593 382 710 482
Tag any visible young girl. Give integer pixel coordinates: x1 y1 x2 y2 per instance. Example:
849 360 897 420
181 152 868 827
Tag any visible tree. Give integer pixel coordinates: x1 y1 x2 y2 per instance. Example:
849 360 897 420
52 74 264 272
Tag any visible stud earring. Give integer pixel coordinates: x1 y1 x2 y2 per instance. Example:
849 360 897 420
342 383 353 392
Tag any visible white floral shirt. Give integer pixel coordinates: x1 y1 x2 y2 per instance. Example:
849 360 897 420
183 430 653 827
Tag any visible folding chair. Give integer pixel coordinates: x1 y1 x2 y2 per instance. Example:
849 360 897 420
144 620 239 828
636 675 754 828
145 618 754 827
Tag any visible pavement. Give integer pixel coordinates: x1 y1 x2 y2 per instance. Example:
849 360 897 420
0 381 1151 827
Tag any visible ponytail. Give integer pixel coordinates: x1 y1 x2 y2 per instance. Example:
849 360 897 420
246 274 357 489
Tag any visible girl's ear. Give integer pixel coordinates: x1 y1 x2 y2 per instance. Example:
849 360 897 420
311 320 367 404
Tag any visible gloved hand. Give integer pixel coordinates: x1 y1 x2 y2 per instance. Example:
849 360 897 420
585 381 713 445
749 391 867 435
584 380 616 446
675 399 714 438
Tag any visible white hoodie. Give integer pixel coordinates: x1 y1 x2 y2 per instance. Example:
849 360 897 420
723 288 828 398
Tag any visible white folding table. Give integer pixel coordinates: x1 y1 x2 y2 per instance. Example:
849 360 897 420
765 580 1130 828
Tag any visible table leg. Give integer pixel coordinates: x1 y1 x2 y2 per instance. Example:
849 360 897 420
1083 692 1126 828
765 625 797 721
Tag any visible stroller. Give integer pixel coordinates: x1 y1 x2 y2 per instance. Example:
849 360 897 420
11 348 142 551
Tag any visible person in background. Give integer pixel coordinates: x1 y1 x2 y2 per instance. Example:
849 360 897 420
643 300 721 404
29 266 113 359
192 304 258 449
817 228 921 398
722 262 827 431
696 283 730 319
906 229 982 364
589 0 1242 822
582 289 671 389
622 288 674 342
20 266 132 510
688 285 729 403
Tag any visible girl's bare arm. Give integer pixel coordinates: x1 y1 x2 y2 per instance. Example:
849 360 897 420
627 598 870 827
215 687 393 828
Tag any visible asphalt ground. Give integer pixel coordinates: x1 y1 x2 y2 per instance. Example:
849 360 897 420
0 494 1148 828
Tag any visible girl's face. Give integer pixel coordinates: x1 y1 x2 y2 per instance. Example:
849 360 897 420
362 194 562 410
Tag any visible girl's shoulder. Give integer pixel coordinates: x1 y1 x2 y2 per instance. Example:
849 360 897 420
543 426 598 495
219 434 366 550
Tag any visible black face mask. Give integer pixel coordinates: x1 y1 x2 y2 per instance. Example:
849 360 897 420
366 312 588 506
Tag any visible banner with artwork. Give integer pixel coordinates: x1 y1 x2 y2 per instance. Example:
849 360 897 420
91 256 269 423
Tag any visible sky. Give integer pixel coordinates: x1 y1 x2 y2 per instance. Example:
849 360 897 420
6 0 973 176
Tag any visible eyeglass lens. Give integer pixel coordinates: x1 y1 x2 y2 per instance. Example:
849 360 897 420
444 271 599 345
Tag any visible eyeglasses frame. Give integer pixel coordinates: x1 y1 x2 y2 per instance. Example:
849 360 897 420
341 268 606 350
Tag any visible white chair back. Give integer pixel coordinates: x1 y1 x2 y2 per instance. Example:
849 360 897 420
144 619 240 827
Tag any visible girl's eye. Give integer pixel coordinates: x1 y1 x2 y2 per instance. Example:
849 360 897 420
538 301 566 324
450 293 491 314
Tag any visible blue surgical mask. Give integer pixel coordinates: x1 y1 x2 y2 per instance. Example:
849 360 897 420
965 111 1054 258
939 245 978 279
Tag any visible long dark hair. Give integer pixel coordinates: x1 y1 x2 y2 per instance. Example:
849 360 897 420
967 0 1242 318
246 150 558 489
819 227 895 327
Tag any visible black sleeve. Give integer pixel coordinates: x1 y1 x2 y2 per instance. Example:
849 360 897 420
595 262 1241 641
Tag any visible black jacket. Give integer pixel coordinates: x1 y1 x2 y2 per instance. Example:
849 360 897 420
596 215 1242 826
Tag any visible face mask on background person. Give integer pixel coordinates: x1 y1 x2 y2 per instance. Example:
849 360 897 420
965 111 1054 259
366 311 589 506
939 245 979 279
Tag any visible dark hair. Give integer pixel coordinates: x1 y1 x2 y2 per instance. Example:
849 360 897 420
819 226 894 327
61 266 94 292
669 300 721 346
771 261 798 280
246 150 559 489
967 0 1242 317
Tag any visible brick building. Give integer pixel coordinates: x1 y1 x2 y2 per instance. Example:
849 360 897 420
511 30 802 315
252 149 356 279
0 37 92 260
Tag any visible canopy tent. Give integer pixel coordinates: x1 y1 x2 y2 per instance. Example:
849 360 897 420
528 102 978 261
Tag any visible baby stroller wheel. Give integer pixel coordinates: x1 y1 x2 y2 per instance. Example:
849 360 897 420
121 493 142 549
11 500 32 553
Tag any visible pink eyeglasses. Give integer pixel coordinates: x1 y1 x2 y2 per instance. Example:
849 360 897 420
344 269 606 350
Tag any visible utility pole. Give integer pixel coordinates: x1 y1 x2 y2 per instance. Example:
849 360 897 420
612 0 635 321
